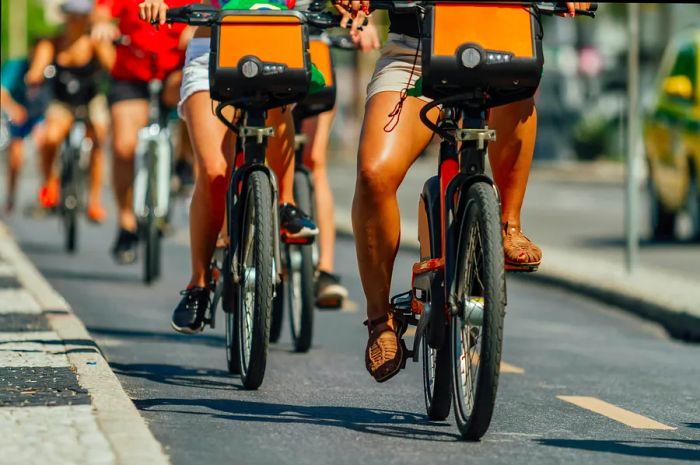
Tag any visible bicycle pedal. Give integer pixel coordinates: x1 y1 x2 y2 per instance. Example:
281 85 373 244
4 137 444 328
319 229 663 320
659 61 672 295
399 339 411 370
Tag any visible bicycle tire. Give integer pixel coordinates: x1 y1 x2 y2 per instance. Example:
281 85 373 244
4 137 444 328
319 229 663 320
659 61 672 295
422 328 451 420
143 149 161 284
61 147 79 253
270 281 284 343
287 171 315 352
236 171 273 390
451 182 505 441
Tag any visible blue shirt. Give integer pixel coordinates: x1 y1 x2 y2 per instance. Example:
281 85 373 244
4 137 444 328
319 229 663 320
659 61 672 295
1 58 30 107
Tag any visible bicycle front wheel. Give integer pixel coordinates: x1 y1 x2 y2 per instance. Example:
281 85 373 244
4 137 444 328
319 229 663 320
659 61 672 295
451 182 506 441
236 171 274 390
143 149 161 284
60 147 79 253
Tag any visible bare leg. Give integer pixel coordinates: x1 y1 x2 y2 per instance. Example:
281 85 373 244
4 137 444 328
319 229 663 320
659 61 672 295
183 92 233 288
87 119 106 218
488 98 537 227
353 93 438 321
303 109 336 272
266 108 296 206
110 99 148 232
5 139 24 213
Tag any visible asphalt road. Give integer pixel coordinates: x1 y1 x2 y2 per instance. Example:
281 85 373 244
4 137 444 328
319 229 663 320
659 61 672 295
4 179 700 465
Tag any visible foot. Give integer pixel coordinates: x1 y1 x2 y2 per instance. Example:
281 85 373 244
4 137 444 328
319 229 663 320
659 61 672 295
86 203 107 224
171 287 210 334
503 222 542 272
38 179 60 209
365 313 405 383
280 203 318 245
111 228 139 265
316 270 348 309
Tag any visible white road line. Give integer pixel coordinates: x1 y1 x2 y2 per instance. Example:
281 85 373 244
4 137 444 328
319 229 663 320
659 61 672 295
0 331 70 368
0 289 42 314
0 405 116 465
0 263 15 277
558 396 676 430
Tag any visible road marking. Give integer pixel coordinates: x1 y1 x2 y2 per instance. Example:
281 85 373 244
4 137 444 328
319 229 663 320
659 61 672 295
557 396 676 430
500 362 525 374
0 289 42 314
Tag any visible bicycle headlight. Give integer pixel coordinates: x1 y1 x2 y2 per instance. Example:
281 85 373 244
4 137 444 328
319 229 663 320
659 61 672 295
461 47 481 69
241 59 260 79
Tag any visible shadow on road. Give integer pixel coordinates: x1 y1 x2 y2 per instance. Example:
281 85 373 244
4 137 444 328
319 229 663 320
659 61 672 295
134 397 461 442
536 438 700 461
686 423 700 429
110 362 240 391
577 236 700 250
88 326 226 348
17 240 64 256
39 267 141 284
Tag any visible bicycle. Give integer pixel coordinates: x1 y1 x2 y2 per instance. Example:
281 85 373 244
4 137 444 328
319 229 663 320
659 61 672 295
116 36 175 284
270 30 356 350
166 3 353 389
41 64 95 253
369 0 595 440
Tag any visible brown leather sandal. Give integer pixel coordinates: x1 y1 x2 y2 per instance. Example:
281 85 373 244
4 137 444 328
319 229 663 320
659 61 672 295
364 313 406 383
503 222 542 272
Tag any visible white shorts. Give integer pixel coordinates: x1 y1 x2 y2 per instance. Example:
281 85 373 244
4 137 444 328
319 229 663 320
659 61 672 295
178 38 211 119
366 33 431 103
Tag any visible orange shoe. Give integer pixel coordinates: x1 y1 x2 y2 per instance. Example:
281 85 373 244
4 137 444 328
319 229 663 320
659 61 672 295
38 179 60 209
86 203 107 224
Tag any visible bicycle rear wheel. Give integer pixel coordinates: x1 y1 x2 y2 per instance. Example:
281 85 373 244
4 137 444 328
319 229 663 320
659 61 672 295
286 170 315 352
451 182 506 441
270 281 284 343
422 332 451 420
223 248 241 375
236 171 274 390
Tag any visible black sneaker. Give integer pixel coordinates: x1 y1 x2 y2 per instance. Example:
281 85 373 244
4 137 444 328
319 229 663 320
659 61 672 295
171 287 210 334
315 271 348 309
111 228 139 265
280 203 318 244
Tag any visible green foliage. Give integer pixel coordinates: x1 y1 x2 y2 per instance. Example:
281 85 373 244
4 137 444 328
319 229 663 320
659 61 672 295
1 0 62 63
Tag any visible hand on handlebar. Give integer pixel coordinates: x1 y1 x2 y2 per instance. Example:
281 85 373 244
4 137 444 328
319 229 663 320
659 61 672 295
139 0 169 26
564 2 592 17
354 22 380 52
333 0 370 35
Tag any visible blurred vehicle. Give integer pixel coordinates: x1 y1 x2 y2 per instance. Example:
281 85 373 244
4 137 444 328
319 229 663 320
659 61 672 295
644 28 700 241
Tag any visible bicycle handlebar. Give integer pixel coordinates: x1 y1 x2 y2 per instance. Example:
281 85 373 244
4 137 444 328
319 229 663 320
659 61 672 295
163 4 367 29
369 1 596 18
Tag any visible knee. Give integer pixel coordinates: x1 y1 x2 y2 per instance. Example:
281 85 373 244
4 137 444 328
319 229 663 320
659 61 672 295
356 158 399 199
197 158 228 194
112 136 136 161
43 125 64 151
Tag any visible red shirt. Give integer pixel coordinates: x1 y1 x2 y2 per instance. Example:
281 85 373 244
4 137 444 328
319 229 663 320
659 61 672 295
97 0 190 82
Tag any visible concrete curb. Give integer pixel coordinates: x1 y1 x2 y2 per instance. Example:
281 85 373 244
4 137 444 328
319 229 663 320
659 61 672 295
333 211 700 343
0 222 171 465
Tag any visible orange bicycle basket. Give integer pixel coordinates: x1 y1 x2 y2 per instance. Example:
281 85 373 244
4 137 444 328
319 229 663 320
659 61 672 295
210 10 311 109
422 2 544 106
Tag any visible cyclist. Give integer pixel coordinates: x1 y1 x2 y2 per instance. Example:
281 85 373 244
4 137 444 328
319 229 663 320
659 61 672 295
334 0 590 382
302 19 380 308
26 0 112 223
1 47 49 215
92 0 192 263
138 0 319 334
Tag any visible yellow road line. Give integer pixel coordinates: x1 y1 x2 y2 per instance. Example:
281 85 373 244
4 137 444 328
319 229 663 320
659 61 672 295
500 362 525 374
557 396 676 430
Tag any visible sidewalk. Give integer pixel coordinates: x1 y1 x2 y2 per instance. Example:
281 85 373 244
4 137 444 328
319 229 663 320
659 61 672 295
328 158 700 342
0 223 169 465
